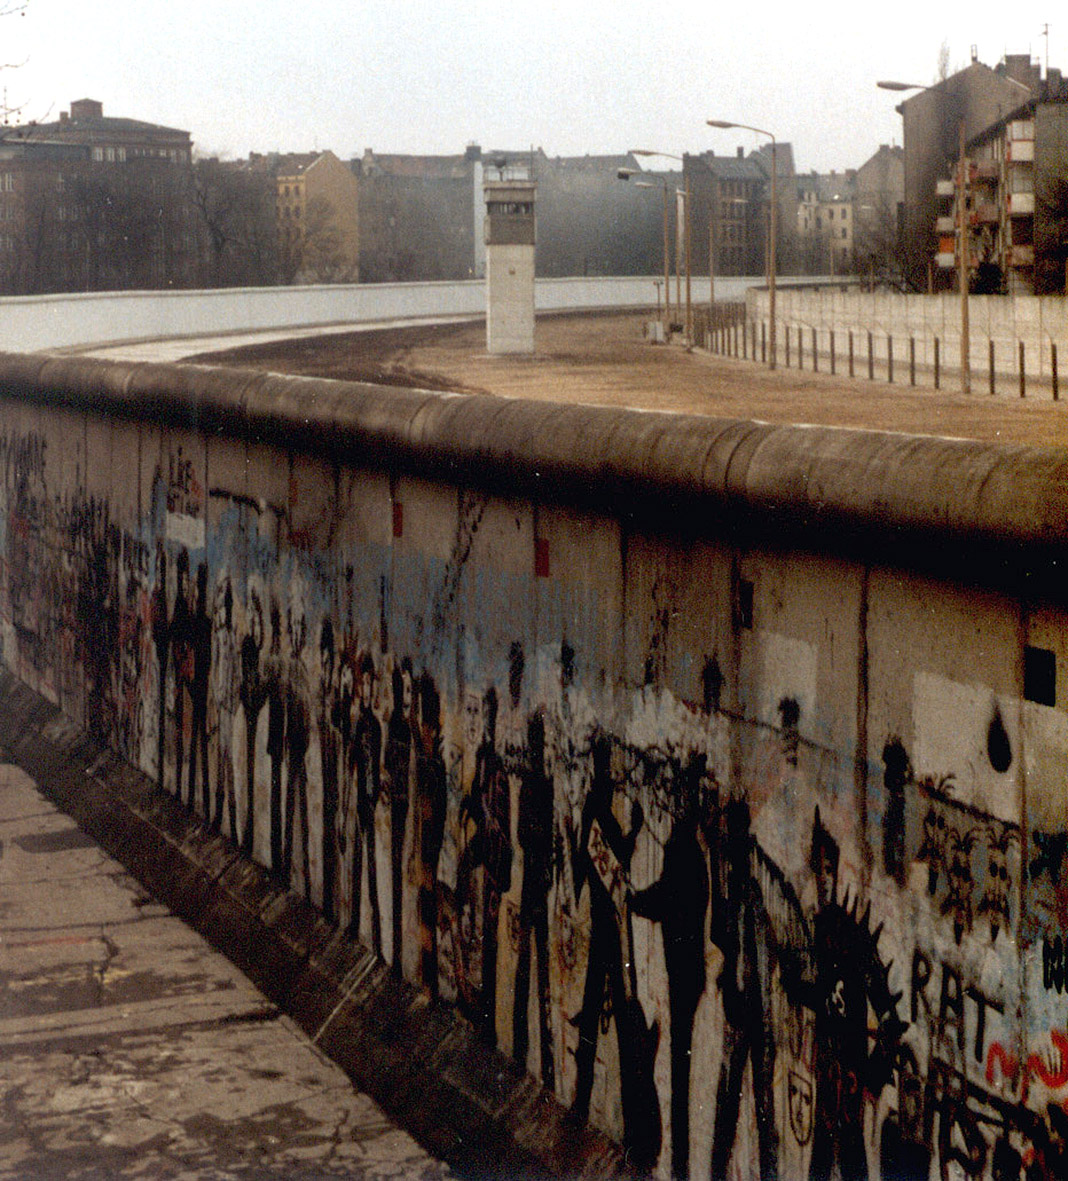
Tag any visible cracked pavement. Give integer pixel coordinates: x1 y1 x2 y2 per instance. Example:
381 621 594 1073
0 762 453 1179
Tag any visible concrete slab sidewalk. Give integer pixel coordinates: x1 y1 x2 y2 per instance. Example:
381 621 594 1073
0 760 455 1180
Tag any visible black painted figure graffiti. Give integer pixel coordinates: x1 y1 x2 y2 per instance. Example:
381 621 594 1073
265 600 287 876
283 611 311 898
350 652 382 952
942 825 978 945
211 578 238 838
318 620 340 923
805 807 904 1181
458 686 512 1046
918 806 947 896
568 734 660 1172
411 672 447 999
513 709 555 1089
187 562 211 816
629 754 710 1181
384 658 414 968
778 696 801 767
238 589 265 857
170 548 194 803
708 796 781 1181
151 542 170 790
882 737 911 887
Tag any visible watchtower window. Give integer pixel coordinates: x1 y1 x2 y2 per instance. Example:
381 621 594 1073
487 201 533 215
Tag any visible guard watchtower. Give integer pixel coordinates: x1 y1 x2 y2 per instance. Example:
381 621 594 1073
483 179 536 355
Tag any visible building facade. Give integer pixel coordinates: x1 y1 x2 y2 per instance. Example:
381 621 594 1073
265 150 359 284
897 56 1041 289
931 80 1068 294
0 99 198 293
796 170 856 275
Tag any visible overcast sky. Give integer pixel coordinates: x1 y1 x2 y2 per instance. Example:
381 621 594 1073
5 1 1065 174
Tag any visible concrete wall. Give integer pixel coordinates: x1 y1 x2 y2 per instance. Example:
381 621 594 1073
0 275 768 355
3 352 1066 1179
748 285 1068 386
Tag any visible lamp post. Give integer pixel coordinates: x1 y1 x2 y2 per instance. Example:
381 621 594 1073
707 120 777 369
632 150 692 344
618 166 672 335
877 79 970 395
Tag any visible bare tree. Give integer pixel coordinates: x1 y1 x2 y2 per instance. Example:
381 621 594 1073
192 157 278 286
300 196 355 283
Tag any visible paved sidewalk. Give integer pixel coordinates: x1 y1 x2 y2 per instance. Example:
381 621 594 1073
0 761 452 1180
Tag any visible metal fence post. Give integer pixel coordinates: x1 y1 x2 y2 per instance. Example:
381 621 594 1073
868 331 874 381
830 330 836 375
812 327 818 373
1019 341 1025 399
909 337 915 386
989 340 995 396
934 337 940 389
887 336 894 384
1053 342 1059 402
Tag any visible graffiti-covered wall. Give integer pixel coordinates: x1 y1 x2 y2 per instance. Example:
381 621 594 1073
3 352 1068 1179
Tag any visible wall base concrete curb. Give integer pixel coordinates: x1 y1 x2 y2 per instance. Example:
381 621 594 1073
0 669 630 1181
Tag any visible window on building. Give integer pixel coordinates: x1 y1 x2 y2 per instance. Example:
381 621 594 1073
3 174 13 192
92 147 103 162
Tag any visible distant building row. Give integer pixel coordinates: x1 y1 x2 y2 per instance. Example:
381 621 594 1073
6 76 1065 296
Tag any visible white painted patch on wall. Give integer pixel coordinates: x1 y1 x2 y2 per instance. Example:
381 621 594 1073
912 672 1018 822
757 632 817 735
166 511 205 552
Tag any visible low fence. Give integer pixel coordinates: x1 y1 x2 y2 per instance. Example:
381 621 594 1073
3 350 1068 1178
741 286 1068 398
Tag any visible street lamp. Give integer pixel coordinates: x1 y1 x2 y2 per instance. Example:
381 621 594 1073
877 80 970 394
618 166 672 334
632 150 692 344
707 119 778 369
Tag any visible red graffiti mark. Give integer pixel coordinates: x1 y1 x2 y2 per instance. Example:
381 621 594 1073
986 1041 1020 1088
1024 1029 1068 1100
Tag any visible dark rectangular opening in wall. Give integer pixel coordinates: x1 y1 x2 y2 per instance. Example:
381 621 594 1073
737 578 754 630
1025 645 1056 706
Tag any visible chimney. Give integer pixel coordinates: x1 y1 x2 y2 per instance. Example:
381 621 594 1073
70 98 103 121
737 146 744 158
59 111 68 124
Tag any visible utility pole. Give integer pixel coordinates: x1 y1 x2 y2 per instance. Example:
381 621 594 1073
958 118 971 394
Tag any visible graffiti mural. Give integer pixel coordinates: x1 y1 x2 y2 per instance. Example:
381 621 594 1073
5 411 1068 1181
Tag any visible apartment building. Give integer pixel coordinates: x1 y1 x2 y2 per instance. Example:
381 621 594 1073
264 150 359 284
931 75 1068 293
684 146 794 278
0 99 198 293
796 170 856 274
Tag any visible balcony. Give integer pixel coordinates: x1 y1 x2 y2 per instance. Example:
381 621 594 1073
972 160 1000 181
1007 140 1035 162
1007 244 1034 267
936 179 955 197
936 251 955 269
972 203 1000 224
1008 192 1035 216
